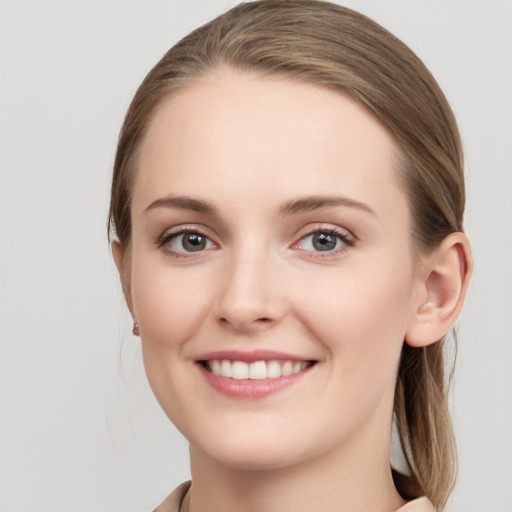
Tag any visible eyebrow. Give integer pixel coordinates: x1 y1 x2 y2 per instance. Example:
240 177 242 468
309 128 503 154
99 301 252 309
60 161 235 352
278 195 376 217
144 195 216 215
144 194 376 217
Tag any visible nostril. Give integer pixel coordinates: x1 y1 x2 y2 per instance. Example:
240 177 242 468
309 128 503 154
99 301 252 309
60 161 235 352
216 315 275 331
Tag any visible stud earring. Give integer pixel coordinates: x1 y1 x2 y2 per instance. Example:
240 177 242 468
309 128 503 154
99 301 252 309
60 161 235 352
132 323 140 336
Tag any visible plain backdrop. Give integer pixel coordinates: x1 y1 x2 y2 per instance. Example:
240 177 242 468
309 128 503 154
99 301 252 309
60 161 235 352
1 1 511 511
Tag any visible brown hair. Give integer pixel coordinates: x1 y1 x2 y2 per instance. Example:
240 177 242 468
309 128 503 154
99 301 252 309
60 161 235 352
109 1 464 508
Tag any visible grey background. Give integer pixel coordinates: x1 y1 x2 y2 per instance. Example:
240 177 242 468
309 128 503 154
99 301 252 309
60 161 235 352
1 1 511 510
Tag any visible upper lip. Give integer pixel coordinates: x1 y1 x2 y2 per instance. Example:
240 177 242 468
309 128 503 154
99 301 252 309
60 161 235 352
196 350 315 363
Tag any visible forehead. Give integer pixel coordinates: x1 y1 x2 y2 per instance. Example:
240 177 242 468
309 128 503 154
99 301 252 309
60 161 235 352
133 68 407 222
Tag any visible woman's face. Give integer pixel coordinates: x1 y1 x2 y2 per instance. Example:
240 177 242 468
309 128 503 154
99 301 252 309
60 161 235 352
126 69 426 470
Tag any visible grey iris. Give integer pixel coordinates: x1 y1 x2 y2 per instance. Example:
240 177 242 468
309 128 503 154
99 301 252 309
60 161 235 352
183 233 206 252
313 232 337 251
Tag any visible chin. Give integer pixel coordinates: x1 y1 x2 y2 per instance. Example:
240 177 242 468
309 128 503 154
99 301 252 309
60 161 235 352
206 444 303 471
191 426 310 471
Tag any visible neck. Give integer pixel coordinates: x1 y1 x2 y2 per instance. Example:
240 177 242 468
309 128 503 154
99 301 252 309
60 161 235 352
187 423 406 512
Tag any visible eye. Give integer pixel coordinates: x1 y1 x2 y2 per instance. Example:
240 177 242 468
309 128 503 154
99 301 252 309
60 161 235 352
159 230 215 255
294 229 354 253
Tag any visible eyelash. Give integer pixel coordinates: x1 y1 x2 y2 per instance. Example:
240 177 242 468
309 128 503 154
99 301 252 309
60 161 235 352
292 227 355 257
156 226 355 258
157 226 217 258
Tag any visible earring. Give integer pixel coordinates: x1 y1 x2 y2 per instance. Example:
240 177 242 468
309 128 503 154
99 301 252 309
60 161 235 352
132 323 140 336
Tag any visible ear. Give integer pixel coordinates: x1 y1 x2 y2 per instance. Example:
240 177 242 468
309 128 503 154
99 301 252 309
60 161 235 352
405 232 472 348
112 239 134 315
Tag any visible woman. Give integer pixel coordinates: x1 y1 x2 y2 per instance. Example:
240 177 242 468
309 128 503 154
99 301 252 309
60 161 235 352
109 1 472 510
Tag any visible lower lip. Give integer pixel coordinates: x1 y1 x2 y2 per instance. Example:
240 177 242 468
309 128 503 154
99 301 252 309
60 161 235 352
198 363 312 399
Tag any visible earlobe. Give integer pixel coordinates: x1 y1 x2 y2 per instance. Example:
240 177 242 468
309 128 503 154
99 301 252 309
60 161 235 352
405 232 472 348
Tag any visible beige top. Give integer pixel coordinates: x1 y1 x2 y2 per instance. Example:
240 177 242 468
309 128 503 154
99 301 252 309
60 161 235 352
153 481 436 512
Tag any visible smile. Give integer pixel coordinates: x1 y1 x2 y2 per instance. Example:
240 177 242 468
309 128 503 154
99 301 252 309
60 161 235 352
197 351 317 399
203 359 314 379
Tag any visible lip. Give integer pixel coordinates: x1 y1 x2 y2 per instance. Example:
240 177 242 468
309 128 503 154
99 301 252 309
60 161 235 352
196 349 309 363
195 350 316 399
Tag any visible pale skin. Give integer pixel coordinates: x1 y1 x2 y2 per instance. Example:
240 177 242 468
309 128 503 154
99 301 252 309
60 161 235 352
113 68 472 512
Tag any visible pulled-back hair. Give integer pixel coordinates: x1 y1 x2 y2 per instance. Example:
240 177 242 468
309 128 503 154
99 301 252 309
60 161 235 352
109 1 465 508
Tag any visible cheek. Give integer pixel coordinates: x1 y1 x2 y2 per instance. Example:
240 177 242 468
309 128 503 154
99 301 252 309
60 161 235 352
130 254 213 347
296 259 413 377
129 254 215 428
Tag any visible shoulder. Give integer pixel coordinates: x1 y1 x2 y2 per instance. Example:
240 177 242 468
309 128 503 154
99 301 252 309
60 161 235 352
397 497 436 512
153 481 191 512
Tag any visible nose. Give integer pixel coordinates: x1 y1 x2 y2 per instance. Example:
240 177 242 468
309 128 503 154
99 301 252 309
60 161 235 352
213 250 285 334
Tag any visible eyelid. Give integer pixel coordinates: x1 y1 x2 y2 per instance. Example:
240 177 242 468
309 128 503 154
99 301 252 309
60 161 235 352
290 224 356 255
292 223 355 241
155 223 355 258
156 224 219 256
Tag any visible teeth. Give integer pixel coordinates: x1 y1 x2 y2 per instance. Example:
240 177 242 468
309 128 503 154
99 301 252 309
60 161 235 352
249 361 267 380
220 359 232 378
266 360 281 378
232 361 249 379
211 360 221 374
281 361 293 376
206 359 312 379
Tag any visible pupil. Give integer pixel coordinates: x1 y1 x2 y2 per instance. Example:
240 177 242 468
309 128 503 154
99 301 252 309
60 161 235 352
313 232 336 251
183 233 206 252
